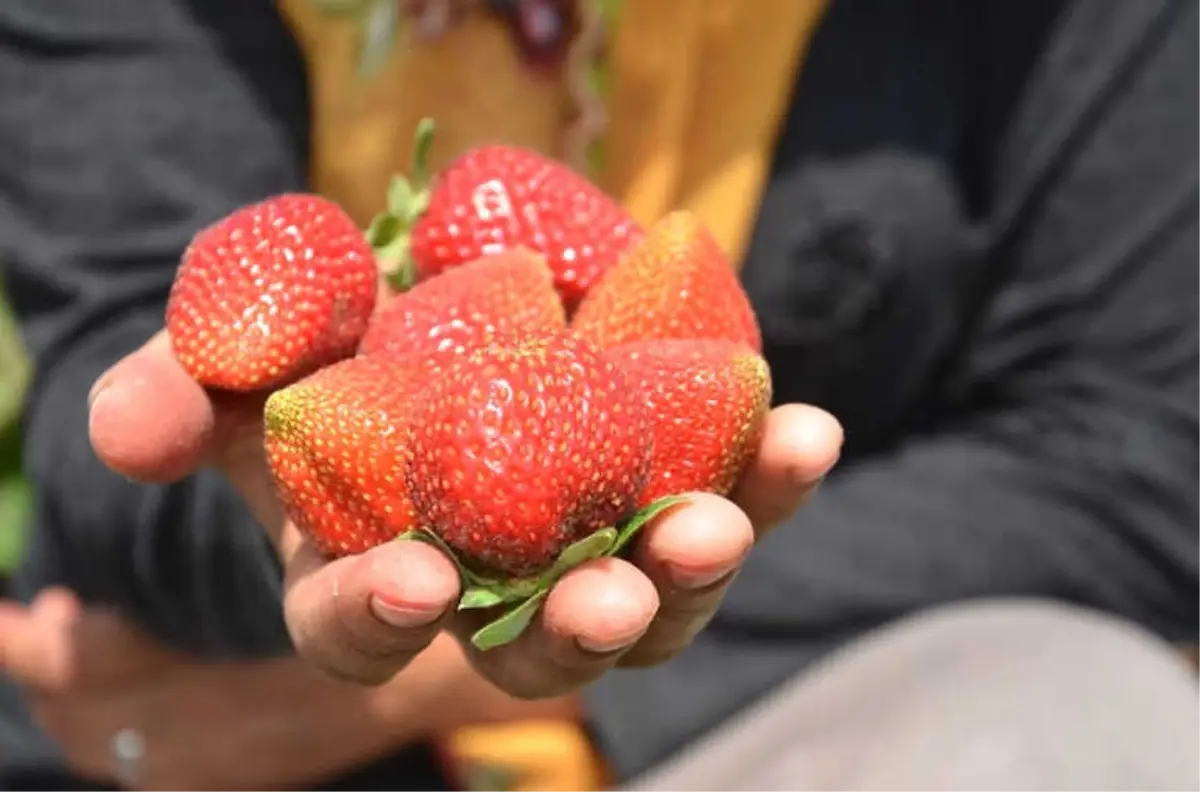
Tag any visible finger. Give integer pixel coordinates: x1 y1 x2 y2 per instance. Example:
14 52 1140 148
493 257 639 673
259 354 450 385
29 586 84 622
88 330 285 538
732 403 844 534
2 588 177 692
0 589 80 690
460 557 659 700
0 600 32 672
619 492 754 667
283 531 461 685
88 331 218 484
0 604 69 692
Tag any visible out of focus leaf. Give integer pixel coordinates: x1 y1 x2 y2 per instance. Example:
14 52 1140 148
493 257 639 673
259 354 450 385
0 280 30 573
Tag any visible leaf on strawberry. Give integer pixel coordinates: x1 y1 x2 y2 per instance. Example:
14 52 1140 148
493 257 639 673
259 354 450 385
609 494 688 557
367 117 437 290
463 496 689 651
394 527 500 590
470 590 549 652
457 588 509 610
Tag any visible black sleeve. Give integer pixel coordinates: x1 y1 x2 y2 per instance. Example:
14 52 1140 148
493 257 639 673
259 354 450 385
0 0 310 656
585 0 1198 779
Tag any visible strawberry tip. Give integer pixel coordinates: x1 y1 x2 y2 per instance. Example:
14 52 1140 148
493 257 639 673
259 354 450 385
262 388 297 436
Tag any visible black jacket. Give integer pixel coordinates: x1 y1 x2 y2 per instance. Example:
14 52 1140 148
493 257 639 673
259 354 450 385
1 0 1196 787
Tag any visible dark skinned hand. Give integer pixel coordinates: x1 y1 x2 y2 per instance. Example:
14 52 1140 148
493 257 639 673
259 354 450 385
87 330 843 698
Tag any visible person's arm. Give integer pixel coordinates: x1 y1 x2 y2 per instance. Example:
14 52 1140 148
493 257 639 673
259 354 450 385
0 0 311 655
584 0 1198 779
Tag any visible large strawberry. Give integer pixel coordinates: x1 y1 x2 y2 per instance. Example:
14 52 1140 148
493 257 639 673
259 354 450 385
264 355 424 557
367 119 643 308
400 332 687 651
358 248 566 363
167 193 378 392
405 333 652 580
571 211 762 352
605 339 772 508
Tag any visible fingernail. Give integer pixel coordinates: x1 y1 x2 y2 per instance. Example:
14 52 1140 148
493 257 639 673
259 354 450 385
577 629 645 655
671 562 738 590
369 595 444 628
88 377 113 410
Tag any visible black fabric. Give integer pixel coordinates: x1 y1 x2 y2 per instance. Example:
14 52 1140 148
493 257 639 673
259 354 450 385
0 1 444 787
1 0 1196 786
585 0 1199 778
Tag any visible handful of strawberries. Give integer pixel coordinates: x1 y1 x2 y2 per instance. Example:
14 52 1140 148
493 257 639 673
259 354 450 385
164 121 772 650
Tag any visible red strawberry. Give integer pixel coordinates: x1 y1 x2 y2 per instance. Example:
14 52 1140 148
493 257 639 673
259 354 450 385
571 211 762 352
405 334 652 579
167 193 377 392
605 339 772 508
368 119 643 308
264 355 423 557
358 248 566 363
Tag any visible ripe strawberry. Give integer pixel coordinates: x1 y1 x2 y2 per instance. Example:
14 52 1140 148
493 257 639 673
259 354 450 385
368 119 643 308
167 193 377 392
358 248 566 363
264 355 424 557
405 334 652 578
606 339 772 508
571 211 762 352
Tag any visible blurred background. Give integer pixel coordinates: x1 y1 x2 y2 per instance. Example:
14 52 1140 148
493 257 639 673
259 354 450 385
0 287 29 594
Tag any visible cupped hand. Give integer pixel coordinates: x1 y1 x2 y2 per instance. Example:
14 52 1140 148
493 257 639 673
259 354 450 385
88 330 843 698
0 587 402 791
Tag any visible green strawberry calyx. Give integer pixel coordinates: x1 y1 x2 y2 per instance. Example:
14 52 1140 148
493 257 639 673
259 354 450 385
394 494 688 652
366 116 437 292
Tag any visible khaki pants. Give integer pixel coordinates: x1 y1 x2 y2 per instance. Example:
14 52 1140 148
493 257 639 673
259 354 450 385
627 600 1200 791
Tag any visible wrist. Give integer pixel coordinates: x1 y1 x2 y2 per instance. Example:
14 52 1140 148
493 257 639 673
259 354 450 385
249 657 406 760
412 634 585 732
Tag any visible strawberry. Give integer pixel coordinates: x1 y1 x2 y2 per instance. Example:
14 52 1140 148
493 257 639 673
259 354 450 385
605 339 772 508
405 333 653 579
358 248 566 363
571 211 762 352
264 355 424 557
367 119 643 308
167 193 378 392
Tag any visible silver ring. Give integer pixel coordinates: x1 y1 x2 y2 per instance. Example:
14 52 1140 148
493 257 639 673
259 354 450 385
109 727 145 788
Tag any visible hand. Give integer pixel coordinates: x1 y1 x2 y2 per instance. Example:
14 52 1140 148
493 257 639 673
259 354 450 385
0 587 413 790
88 331 843 697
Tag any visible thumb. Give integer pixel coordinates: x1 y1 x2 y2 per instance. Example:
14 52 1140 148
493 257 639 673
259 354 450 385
88 329 286 542
88 331 217 484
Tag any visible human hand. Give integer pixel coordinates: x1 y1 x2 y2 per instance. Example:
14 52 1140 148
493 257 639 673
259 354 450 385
0 587 419 790
88 330 843 697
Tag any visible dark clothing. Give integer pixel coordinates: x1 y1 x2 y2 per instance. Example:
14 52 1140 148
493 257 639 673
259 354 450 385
1 0 1196 787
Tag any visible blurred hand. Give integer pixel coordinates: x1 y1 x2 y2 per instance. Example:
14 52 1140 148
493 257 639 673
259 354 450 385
0 587 412 791
87 330 843 697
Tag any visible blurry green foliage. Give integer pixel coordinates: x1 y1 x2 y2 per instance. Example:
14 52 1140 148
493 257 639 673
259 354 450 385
0 281 30 574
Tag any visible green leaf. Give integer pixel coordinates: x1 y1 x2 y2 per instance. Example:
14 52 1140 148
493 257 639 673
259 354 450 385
365 212 402 249
410 117 436 189
0 476 29 574
458 587 508 610
470 590 549 652
385 176 415 219
357 0 399 79
610 495 688 557
553 527 616 570
537 530 613 585
366 119 439 293
310 0 372 14
0 283 30 575
455 574 544 609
